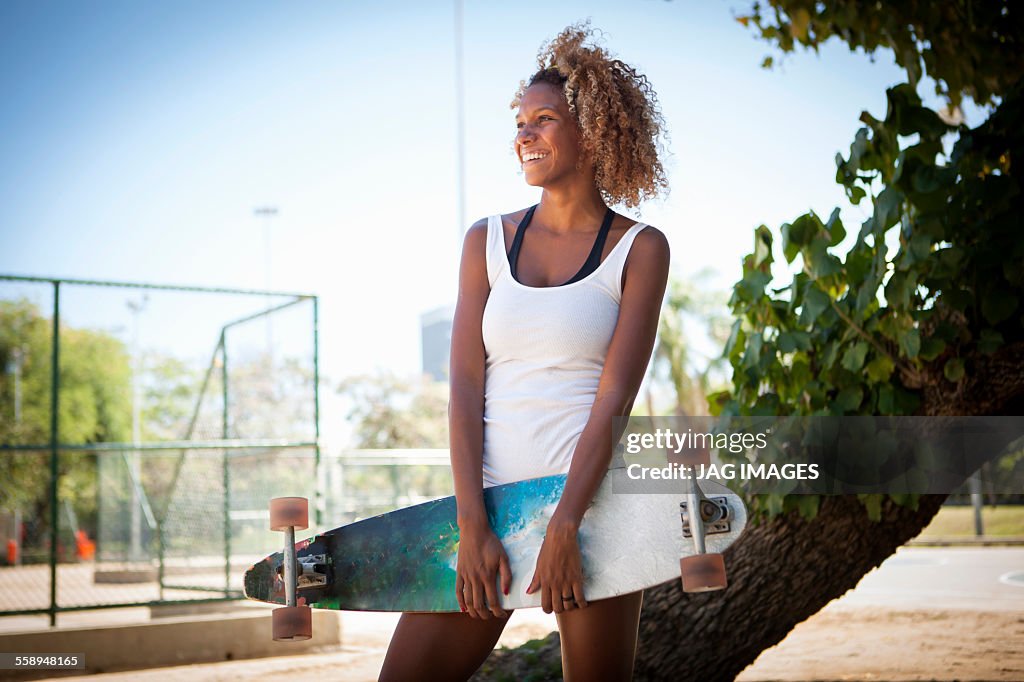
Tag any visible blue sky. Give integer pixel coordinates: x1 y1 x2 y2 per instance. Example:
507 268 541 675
0 1 984 447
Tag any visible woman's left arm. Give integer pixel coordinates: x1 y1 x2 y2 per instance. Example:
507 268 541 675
526 226 671 613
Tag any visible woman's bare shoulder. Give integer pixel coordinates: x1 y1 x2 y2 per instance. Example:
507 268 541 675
625 224 670 274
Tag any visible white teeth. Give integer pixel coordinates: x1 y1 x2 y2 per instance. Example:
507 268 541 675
523 152 548 162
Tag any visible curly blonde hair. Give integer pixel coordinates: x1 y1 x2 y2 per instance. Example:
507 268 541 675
510 20 670 209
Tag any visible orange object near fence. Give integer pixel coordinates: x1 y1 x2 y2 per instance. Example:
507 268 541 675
75 530 95 561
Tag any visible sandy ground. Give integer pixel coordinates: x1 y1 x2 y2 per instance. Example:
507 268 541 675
25 603 1023 682
17 547 1024 681
736 604 1024 681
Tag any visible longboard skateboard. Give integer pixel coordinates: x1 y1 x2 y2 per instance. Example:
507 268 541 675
244 466 746 640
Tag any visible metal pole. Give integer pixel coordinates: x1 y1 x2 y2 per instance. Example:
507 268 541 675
312 297 322 526
126 295 148 562
969 471 984 536
453 0 466 247
48 282 60 627
253 206 279 369
221 332 231 594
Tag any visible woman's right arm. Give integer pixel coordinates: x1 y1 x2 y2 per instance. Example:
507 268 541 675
448 218 511 619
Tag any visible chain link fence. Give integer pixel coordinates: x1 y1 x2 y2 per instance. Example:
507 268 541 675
0 275 320 623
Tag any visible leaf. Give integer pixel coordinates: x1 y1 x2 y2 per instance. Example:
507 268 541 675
780 224 800 264
821 341 840 370
742 333 763 370
825 207 846 246
898 328 921 358
885 271 914 309
865 355 895 382
789 8 811 41
777 331 811 353
981 291 1019 325
978 328 1004 355
873 187 904 232
724 319 743 357
737 270 772 302
848 185 867 205
835 386 863 412
799 495 820 519
800 286 830 325
787 213 818 248
907 233 932 265
841 342 869 371
877 385 895 413
806 237 842 278
943 358 965 382
753 225 773 268
916 337 944 361
858 494 883 522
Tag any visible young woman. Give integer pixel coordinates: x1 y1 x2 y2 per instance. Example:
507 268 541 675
380 22 670 682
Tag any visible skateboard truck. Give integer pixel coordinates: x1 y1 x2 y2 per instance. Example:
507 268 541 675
276 554 330 589
673 449 729 593
269 496 313 641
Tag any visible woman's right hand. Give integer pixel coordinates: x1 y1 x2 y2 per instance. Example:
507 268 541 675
455 520 512 619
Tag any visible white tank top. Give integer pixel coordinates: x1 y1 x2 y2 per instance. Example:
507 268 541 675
480 212 649 487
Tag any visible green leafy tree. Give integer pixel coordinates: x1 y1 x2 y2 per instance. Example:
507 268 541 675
1 299 133 553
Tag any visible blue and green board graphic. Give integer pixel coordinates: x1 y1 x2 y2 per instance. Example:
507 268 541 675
244 469 747 612
245 474 566 612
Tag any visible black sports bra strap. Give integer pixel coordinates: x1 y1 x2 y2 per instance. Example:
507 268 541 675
563 207 615 285
507 204 615 286
508 204 537 280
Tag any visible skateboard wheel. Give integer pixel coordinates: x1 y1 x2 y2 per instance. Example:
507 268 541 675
272 605 312 641
269 497 309 531
680 553 727 593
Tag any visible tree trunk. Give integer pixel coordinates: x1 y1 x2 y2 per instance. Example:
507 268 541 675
632 493 947 681
472 493 946 682
471 343 1024 681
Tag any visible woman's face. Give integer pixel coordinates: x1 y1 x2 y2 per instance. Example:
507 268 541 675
515 81 586 186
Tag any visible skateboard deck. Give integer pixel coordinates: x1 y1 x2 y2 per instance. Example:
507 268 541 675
244 467 746 612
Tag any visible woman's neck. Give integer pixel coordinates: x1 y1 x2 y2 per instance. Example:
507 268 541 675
534 182 609 234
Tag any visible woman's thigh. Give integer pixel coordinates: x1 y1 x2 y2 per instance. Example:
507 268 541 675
556 591 643 682
378 611 512 682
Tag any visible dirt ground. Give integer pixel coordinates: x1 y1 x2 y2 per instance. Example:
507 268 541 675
735 603 1024 681
40 602 1024 682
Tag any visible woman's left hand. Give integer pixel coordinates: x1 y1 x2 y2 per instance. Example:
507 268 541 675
525 516 589 614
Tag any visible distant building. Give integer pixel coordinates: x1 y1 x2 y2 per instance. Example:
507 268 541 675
420 304 455 381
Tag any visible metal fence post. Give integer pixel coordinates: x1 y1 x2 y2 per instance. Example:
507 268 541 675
221 332 231 594
313 296 322 526
48 281 60 627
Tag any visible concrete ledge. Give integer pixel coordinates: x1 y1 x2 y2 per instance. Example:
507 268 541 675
0 608 341 677
93 567 158 583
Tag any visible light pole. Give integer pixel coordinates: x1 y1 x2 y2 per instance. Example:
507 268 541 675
254 206 279 368
453 0 466 251
126 294 148 562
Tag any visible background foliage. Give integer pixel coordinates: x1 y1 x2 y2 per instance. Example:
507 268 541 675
713 0 1024 519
